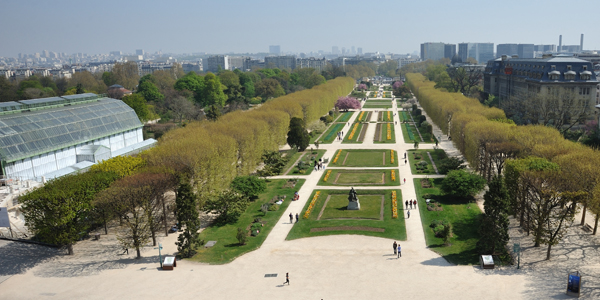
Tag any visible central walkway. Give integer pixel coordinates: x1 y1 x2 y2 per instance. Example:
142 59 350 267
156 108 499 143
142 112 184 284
0 87 528 300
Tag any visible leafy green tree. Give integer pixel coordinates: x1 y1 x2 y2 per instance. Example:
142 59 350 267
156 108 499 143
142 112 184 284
175 182 201 258
439 157 466 174
258 150 288 176
477 176 510 255
0 77 19 102
236 227 247 245
20 171 119 254
287 117 309 151
202 73 227 107
102 71 116 86
138 80 164 103
112 62 140 90
255 78 285 100
441 170 486 199
76 83 85 94
122 94 150 121
242 81 255 98
230 176 266 200
204 190 249 225
205 104 222 121
17 77 43 98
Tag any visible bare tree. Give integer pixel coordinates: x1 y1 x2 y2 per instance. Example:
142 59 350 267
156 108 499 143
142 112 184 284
524 91 590 133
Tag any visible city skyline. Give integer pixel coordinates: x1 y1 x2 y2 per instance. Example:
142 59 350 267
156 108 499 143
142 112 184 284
1 0 599 58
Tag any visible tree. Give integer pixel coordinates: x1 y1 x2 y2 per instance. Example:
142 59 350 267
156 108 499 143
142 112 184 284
287 117 309 151
204 190 249 225
357 83 367 91
167 96 196 122
255 78 285 100
441 170 486 199
205 104 222 121
477 176 510 255
230 176 266 200
175 182 201 258
0 76 19 101
258 150 288 176
202 73 227 107
20 171 119 254
335 96 361 111
112 62 140 90
439 157 466 174
102 71 116 86
236 227 247 245
138 80 164 103
75 83 85 94
122 94 150 121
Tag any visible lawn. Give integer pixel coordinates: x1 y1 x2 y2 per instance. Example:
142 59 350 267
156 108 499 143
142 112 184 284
355 111 371 122
280 150 302 175
318 123 345 144
343 123 367 143
287 150 326 175
329 149 398 167
320 194 383 220
413 178 482 265
378 111 394 122
363 103 393 109
373 123 396 143
401 122 421 143
318 169 399 186
336 111 354 123
287 189 406 240
191 179 306 264
407 149 447 175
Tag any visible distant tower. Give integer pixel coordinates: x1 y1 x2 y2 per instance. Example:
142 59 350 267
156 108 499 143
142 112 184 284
559 35 562 52
580 34 584 52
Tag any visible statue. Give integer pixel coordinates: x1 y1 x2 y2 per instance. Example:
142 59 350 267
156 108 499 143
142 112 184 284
347 187 360 210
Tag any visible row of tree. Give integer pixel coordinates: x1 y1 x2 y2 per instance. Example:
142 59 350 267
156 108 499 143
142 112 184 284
406 73 600 260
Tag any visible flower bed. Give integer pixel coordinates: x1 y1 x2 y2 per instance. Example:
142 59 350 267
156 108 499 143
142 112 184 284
348 123 360 140
387 123 391 140
387 111 391 121
332 149 342 164
392 191 398 218
358 111 365 122
391 170 396 182
323 169 332 182
390 150 394 164
303 191 321 219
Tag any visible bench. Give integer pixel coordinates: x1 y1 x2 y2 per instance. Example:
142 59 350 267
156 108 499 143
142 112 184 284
582 223 593 232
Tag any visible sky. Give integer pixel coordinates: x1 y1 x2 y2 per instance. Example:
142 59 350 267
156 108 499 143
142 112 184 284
1 0 599 57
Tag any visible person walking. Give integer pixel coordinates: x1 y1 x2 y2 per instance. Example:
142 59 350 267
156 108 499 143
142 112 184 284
409 201 413 209
405 200 408 209
393 241 397 255
407 210 410 219
413 200 417 208
397 244 402 258
403 178 406 184
284 273 290 285
404 159 407 165
295 213 299 223
289 213 293 223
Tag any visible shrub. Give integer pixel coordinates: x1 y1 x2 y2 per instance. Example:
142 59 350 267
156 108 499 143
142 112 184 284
268 203 279 211
439 157 465 174
230 176 267 200
433 225 445 237
236 228 247 245
441 170 486 199
260 204 269 215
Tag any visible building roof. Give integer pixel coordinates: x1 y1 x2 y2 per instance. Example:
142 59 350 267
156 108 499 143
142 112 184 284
485 55 598 83
0 98 142 163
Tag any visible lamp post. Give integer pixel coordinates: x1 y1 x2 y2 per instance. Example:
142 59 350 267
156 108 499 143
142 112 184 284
155 243 163 268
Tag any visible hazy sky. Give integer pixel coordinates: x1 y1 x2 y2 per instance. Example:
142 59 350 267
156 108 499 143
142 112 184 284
1 0 598 57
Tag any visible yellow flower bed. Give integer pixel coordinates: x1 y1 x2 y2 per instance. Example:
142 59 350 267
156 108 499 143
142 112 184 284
332 149 342 164
303 191 321 219
358 111 365 121
348 123 359 140
390 150 394 164
323 169 332 182
387 123 391 140
391 170 396 181
392 191 398 219
387 111 391 121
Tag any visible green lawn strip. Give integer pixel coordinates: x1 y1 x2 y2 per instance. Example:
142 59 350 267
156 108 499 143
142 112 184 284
337 111 354 122
320 195 382 220
400 111 409 122
318 169 399 186
373 123 396 144
355 111 370 122
281 151 304 175
363 104 393 109
407 149 447 175
318 123 345 144
329 149 398 167
287 189 406 240
288 150 326 175
192 179 306 264
343 123 365 143
413 178 482 265
401 123 415 143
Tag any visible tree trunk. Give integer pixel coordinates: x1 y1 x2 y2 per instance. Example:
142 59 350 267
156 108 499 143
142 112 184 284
67 244 74 255
103 219 108 235
162 197 169 237
151 228 156 247
580 204 587 226
136 247 141 259
594 215 599 235
546 244 552 260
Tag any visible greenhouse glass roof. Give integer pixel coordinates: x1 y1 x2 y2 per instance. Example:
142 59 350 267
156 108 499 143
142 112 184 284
0 98 142 162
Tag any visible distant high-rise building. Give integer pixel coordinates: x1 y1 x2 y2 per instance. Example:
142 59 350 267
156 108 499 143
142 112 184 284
265 55 296 70
351 46 356 55
534 45 556 53
458 43 494 63
517 44 534 58
420 42 445 61
42 50 49 58
228 56 244 70
357 47 363 55
110 51 122 56
136 49 144 56
444 44 456 59
332 46 339 55
205 55 229 73
269 45 281 55
496 44 518 57
342 47 346 55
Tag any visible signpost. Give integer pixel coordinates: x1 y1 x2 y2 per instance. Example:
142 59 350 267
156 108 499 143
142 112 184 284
154 243 163 268
513 243 521 269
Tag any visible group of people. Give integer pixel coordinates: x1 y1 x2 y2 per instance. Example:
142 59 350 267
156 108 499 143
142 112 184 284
289 212 299 223
404 199 418 210
336 130 344 141
393 241 402 258
315 158 326 171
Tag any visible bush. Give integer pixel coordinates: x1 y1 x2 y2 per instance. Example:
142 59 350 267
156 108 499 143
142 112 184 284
439 157 465 174
423 193 433 199
268 203 279 211
230 176 267 200
430 219 449 228
441 170 486 199
260 204 269 215
433 225 445 237
320 115 334 124
236 228 247 245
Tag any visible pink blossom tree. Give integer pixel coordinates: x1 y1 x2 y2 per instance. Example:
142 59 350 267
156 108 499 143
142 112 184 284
392 81 403 89
335 96 361 111
357 84 367 91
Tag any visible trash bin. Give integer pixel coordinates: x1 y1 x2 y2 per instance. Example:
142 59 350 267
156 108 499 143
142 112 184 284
94 233 100 240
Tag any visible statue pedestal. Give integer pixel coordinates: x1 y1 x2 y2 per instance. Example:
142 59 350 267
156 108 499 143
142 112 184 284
347 200 361 210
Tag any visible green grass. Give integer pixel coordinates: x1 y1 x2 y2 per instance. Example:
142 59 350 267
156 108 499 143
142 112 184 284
320 194 383 220
329 149 398 167
280 150 302 175
408 149 447 175
191 179 305 264
401 122 420 142
373 123 396 144
287 150 326 175
355 111 370 122
287 189 406 240
318 123 345 144
378 111 394 122
413 178 482 265
363 103 393 109
318 169 399 186
343 123 366 143
337 111 354 122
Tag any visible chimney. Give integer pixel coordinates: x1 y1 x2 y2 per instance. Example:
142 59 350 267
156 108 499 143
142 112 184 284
580 34 584 52
559 35 562 52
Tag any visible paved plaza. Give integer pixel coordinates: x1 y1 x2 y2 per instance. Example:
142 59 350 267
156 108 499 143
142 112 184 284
1 88 597 299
